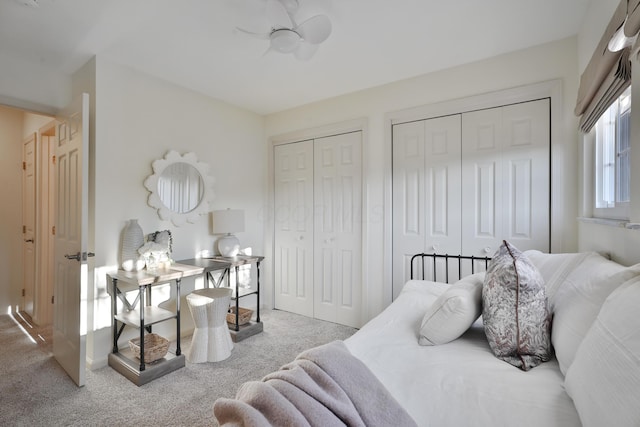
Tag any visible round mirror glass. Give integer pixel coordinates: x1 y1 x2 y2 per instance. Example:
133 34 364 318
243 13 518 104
157 162 204 213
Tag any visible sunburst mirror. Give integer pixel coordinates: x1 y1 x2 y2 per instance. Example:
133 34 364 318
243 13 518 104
144 150 215 226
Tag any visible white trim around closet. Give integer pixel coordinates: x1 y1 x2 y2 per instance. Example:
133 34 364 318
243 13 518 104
265 117 370 326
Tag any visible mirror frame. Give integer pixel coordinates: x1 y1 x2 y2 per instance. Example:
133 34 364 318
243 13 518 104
143 150 215 226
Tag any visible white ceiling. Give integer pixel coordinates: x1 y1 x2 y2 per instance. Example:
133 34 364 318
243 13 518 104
0 0 591 115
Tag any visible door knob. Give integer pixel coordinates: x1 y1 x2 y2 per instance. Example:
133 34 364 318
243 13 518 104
24 239 34 243
65 252 81 261
65 252 95 262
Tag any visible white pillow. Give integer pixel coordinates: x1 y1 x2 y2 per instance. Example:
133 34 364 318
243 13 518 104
418 272 484 346
564 276 640 427
552 253 640 375
523 250 592 309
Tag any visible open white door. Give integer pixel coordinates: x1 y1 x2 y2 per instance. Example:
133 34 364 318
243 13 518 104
53 93 90 387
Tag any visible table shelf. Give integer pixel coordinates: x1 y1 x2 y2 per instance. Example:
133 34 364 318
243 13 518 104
107 263 203 386
231 286 258 299
114 306 176 328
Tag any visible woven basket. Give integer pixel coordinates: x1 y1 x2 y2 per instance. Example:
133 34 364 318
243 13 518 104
227 306 253 325
129 333 169 363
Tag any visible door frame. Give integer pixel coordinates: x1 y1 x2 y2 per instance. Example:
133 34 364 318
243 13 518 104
22 132 37 320
267 118 369 325
18 118 57 326
384 79 563 307
36 120 57 325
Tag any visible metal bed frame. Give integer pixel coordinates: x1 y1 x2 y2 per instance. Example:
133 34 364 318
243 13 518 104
410 253 492 283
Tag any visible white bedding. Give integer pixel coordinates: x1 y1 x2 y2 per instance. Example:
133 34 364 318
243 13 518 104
344 280 581 427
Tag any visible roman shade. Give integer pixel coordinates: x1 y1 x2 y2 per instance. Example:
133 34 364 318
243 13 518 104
575 0 633 132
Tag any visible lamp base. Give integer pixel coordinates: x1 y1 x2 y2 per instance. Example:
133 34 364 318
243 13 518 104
218 234 240 257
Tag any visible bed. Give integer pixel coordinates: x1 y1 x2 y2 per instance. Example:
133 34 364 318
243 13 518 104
214 245 640 426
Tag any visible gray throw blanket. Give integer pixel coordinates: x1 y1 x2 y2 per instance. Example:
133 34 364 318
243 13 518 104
213 340 417 427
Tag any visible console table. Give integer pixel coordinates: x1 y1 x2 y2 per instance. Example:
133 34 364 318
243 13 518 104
107 263 203 386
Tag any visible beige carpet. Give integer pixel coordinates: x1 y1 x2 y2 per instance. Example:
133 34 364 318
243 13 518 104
0 309 357 426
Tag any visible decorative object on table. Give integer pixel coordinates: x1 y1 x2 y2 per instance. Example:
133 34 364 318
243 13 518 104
128 333 169 363
211 208 245 257
138 230 173 271
120 219 145 272
149 229 173 254
227 306 253 326
143 150 215 227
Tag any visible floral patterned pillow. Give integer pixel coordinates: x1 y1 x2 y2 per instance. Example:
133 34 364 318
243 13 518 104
482 240 551 371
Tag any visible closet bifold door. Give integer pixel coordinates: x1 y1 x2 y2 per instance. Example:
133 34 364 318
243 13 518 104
461 99 550 262
392 98 550 297
273 140 314 318
313 132 362 328
392 115 462 299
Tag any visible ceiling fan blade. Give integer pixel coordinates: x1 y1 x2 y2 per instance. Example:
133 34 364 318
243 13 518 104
262 45 274 57
294 42 319 60
236 27 270 40
295 15 332 44
279 0 299 15
267 0 293 29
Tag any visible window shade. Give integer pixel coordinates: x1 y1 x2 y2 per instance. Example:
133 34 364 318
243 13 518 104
575 0 629 133
579 49 631 132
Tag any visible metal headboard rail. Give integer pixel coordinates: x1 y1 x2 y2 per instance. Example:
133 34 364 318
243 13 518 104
410 253 492 283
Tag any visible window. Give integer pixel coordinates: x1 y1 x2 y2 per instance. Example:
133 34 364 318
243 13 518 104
593 86 631 219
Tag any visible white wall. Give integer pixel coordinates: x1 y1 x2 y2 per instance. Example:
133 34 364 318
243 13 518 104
577 0 620 73
265 37 581 323
74 56 265 367
0 106 24 313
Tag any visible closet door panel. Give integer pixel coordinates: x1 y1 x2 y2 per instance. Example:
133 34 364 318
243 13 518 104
510 158 533 238
502 99 550 251
424 115 462 284
314 132 362 327
462 107 504 265
392 116 461 298
392 121 425 298
476 161 498 238
462 99 550 257
274 141 314 317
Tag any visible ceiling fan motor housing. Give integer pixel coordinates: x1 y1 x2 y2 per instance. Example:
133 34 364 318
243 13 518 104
270 29 302 53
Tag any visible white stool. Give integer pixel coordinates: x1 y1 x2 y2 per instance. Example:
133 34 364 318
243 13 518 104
186 288 233 363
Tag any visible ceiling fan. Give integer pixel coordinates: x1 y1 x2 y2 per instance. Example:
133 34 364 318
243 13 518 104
237 0 332 60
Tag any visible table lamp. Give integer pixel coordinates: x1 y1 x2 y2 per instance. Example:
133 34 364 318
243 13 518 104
211 209 245 257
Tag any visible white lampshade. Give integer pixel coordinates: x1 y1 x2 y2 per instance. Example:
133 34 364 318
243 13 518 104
211 209 245 234
211 209 245 257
